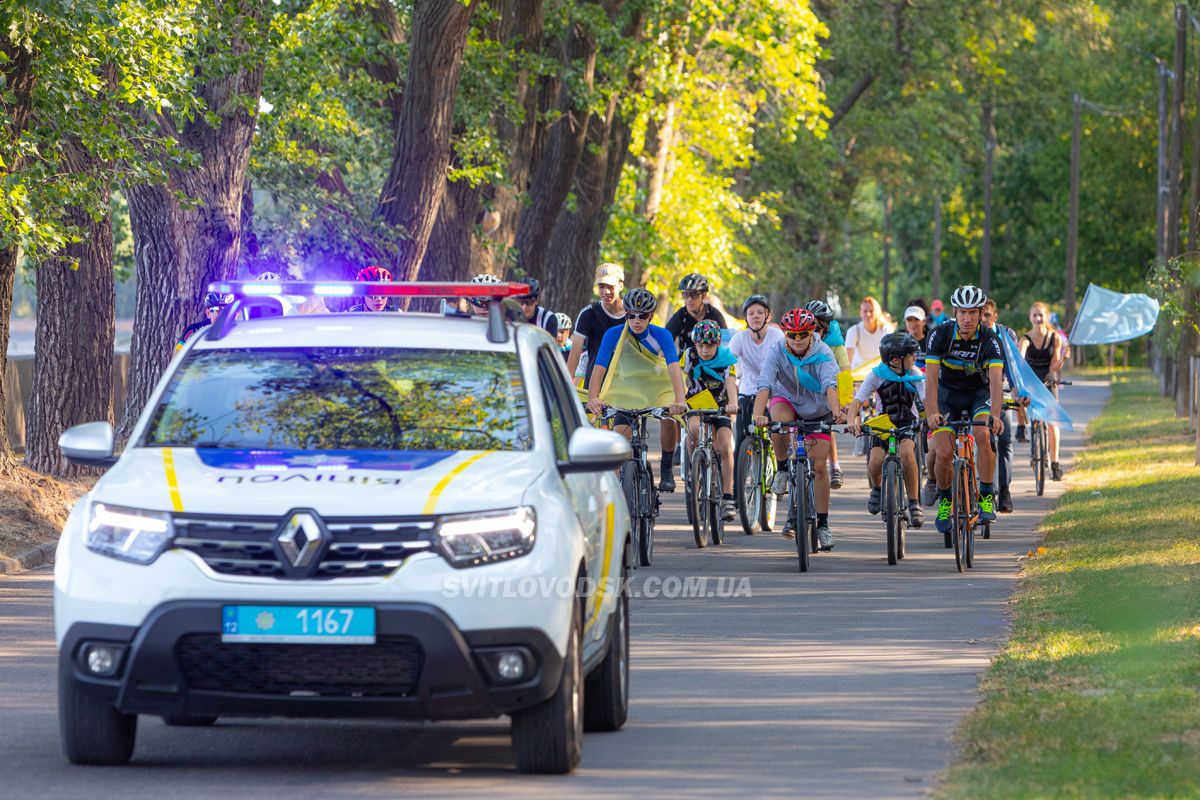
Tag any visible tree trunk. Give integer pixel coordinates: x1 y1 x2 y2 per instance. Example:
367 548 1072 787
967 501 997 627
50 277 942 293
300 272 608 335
118 5 265 440
375 0 479 281
422 176 481 285
643 98 677 222
0 37 37 470
931 195 943 302
512 8 601 280
980 99 995 293
27 194 115 476
881 190 892 311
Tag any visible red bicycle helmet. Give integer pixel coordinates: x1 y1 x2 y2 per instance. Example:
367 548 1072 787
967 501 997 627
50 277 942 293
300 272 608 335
356 265 393 282
780 307 817 333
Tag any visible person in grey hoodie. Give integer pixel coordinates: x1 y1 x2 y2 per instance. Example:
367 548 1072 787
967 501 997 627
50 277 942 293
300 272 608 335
752 307 843 548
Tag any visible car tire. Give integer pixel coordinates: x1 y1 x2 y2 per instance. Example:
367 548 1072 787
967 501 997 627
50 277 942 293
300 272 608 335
584 546 630 732
512 602 583 774
59 655 137 765
161 714 218 727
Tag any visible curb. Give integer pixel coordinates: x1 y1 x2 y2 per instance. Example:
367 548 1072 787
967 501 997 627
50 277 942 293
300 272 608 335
0 541 56 576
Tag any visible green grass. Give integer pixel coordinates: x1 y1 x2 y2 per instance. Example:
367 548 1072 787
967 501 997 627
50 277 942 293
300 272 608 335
937 371 1200 799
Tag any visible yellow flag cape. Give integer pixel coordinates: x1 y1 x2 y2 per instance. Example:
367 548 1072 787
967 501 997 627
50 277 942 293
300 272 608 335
597 328 675 409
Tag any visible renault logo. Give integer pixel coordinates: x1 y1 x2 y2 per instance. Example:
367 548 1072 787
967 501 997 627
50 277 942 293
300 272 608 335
276 511 327 569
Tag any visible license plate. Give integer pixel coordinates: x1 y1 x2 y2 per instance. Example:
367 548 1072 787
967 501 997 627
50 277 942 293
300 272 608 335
221 605 376 644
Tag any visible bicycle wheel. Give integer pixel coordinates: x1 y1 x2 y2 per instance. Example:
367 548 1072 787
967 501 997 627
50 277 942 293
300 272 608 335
689 451 708 548
959 460 976 570
619 462 640 564
708 454 724 546
760 455 778 532
884 459 900 566
792 471 810 573
807 476 819 555
951 459 966 573
637 465 654 567
735 440 761 535
1034 423 1047 496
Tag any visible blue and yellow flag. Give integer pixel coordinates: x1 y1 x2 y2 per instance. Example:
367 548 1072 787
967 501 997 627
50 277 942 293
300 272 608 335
597 329 676 409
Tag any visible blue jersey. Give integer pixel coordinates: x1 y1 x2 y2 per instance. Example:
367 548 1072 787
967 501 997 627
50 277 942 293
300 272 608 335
594 323 679 370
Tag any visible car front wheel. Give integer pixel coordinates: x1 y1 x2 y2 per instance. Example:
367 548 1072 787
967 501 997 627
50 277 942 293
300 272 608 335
511 602 583 773
59 654 137 765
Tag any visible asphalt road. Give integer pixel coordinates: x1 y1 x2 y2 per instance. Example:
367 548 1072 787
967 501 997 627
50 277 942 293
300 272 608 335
0 380 1109 798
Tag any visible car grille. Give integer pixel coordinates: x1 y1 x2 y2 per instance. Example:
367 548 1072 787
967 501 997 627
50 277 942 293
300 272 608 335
172 515 436 579
175 634 423 697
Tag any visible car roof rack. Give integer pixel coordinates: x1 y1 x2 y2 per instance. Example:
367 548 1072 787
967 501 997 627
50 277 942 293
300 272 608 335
203 280 531 344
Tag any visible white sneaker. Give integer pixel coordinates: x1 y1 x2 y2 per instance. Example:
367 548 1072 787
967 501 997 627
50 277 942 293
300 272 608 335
816 526 834 551
770 472 789 496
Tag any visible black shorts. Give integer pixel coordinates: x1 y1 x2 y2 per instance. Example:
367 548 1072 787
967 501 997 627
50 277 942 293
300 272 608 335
936 384 991 431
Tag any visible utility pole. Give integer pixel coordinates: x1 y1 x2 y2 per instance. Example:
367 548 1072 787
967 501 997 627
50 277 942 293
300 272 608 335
981 99 995 293
1169 3 1187 259
1065 92 1081 328
1157 60 1171 263
881 190 892 310
932 195 943 302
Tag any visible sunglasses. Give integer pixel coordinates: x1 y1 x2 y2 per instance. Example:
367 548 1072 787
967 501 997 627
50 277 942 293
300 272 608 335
207 306 226 314
625 312 652 321
785 331 812 341
681 290 703 300
517 297 538 305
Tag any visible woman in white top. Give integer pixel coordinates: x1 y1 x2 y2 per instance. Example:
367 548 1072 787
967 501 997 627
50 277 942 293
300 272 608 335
844 295 895 369
729 294 784 449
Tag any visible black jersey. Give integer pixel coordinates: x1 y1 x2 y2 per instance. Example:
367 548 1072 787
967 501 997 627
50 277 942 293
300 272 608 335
666 304 727 350
925 321 1004 392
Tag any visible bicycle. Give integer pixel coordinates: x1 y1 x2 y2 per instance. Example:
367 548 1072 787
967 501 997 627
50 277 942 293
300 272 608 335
769 419 832 573
1030 378 1071 496
735 423 778 535
602 406 665 567
683 409 725 548
942 416 982 573
862 418 921 566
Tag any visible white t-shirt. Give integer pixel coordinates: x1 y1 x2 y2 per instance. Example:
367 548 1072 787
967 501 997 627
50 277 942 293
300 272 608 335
729 325 785 397
845 320 895 368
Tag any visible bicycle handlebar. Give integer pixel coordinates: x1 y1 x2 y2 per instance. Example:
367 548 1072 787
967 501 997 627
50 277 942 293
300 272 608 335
766 420 832 435
682 408 724 419
599 406 668 420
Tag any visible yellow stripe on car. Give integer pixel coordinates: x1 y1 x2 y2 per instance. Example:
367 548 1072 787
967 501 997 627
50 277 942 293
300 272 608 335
162 448 184 512
421 451 491 515
586 502 615 633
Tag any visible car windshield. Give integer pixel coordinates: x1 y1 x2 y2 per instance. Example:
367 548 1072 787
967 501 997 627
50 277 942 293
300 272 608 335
142 347 532 452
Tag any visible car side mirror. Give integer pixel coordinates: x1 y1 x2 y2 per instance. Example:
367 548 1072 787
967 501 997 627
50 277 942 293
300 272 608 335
58 421 118 468
559 427 631 474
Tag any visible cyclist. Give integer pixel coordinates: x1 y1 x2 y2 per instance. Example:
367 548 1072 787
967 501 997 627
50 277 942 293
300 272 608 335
1019 301 1066 481
729 295 783 450
805 299 848 490
660 273 728 492
983 298 1018 512
846 332 925 527
177 292 234 349
569 263 626 391
752 307 842 549
681 319 740 521
514 278 559 337
554 312 574 356
346 265 393 313
925 285 1006 535
586 287 688 432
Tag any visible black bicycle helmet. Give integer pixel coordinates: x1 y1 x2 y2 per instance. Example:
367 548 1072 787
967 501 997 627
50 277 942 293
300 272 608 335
879 332 920 362
516 277 541 300
623 287 657 314
678 273 709 293
804 300 834 322
742 294 770 314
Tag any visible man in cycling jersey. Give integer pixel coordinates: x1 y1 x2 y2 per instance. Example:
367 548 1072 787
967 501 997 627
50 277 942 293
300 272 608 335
806 300 848 490
752 307 842 549
177 292 234 349
682 320 740 520
569 263 626 389
847 333 925 527
729 295 783 450
514 278 559 338
659 273 727 492
346 265 393 312
586 287 688 432
925 285 1006 535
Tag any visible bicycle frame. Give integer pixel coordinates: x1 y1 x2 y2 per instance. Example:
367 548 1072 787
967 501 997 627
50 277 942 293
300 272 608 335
684 409 724 548
769 420 830 572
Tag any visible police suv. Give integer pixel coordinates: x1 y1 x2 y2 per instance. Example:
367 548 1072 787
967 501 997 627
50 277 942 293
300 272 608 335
54 280 633 774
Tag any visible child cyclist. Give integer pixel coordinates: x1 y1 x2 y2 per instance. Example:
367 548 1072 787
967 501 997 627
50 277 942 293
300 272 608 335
752 308 843 549
681 320 740 521
846 333 926 528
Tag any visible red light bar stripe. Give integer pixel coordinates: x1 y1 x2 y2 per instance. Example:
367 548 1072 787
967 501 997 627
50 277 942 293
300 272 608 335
208 280 532 298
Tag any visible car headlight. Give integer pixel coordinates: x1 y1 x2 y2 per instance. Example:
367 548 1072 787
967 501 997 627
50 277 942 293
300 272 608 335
435 507 536 568
85 503 174 564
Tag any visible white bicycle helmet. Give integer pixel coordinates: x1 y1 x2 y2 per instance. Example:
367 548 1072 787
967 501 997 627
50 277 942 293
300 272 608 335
468 273 504 307
554 311 573 331
950 284 987 309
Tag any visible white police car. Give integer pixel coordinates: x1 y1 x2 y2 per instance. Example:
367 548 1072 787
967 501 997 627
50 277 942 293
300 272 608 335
54 280 633 774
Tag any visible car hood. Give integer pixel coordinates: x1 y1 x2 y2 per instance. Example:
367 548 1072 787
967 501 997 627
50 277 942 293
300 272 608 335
92 447 543 518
